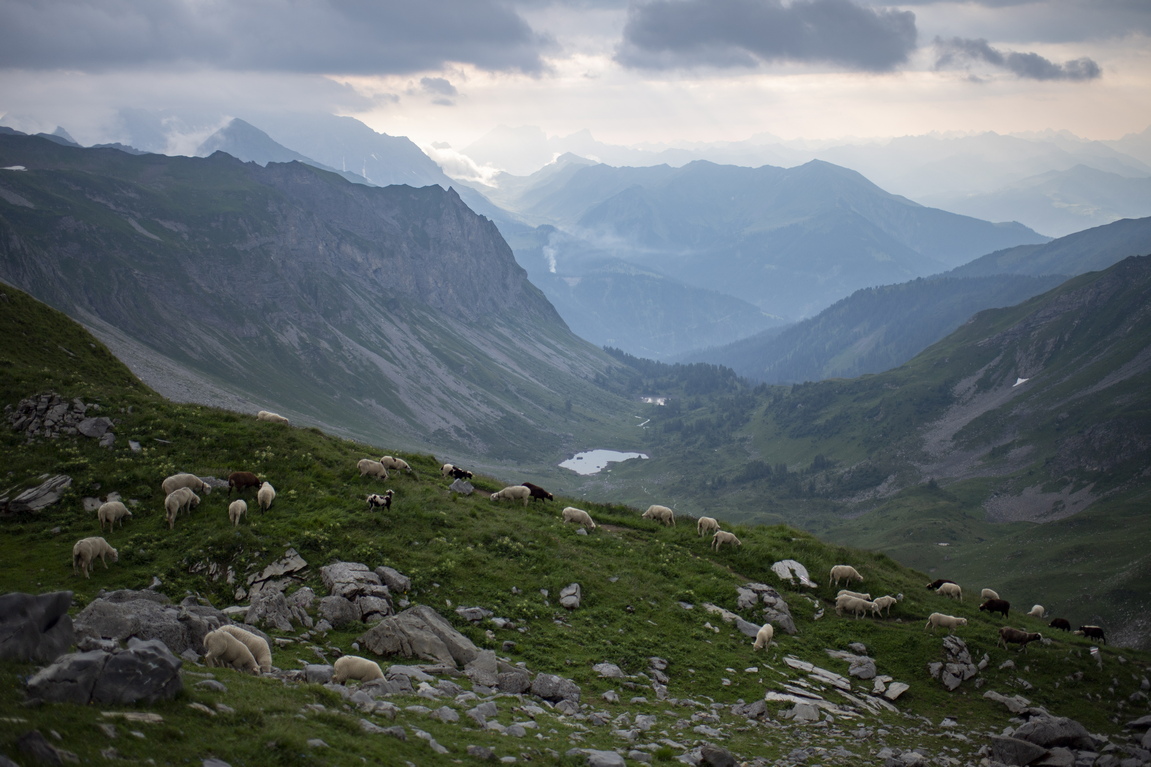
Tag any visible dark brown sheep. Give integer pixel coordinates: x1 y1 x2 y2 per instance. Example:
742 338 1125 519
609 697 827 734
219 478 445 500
228 471 262 495
521 482 554 502
979 598 1011 618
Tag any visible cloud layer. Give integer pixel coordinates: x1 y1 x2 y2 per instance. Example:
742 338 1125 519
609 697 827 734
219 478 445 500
0 0 552 75
934 37 1102 81
616 0 918 72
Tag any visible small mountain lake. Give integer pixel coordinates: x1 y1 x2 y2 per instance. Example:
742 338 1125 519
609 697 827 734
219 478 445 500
560 449 648 475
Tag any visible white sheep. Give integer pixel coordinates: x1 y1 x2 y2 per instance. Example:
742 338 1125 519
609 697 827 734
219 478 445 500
97 501 132 532
161 472 211 496
164 487 200 530
642 504 675 526
712 530 742 551
872 594 901 617
215 625 272 673
491 485 532 506
332 655 385 685
228 500 247 527
925 612 968 634
697 516 720 536
837 589 872 601
561 506 597 530
753 622 774 652
938 582 963 601
256 410 290 425
257 481 276 512
829 564 863 586
981 588 1000 601
358 459 389 480
380 456 412 474
203 628 259 674
1028 604 1045 618
835 595 878 619
72 536 118 579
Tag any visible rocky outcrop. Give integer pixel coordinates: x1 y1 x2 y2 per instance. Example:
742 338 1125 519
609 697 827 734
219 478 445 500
3 392 112 445
0 591 74 663
26 637 182 705
358 605 479 668
0 474 73 515
73 590 227 657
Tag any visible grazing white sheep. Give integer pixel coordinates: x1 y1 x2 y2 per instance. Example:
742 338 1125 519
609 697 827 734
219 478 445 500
72 536 118 579
938 582 963 601
358 459 389 480
228 500 247 527
256 410 290 425
981 588 1000 601
491 485 532 506
753 622 774 652
1028 604 1045 618
257 481 275 512
380 456 412 474
642 505 675 526
332 655 385 685
97 501 132 532
161 472 211 496
561 506 597 530
835 595 878 619
164 487 200 530
872 594 901 617
203 629 259 674
925 613 968 634
837 589 872 601
712 530 742 551
829 564 863 587
215 625 272 672
697 516 720 536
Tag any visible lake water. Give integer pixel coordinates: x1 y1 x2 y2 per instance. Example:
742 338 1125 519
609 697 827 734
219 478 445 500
560 449 649 475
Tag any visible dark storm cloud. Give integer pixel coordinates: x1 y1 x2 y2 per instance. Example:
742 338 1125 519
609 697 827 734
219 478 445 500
0 0 552 75
615 0 918 72
934 37 1102 81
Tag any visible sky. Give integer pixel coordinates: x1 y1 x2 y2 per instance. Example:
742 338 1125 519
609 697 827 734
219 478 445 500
1 0 1149 164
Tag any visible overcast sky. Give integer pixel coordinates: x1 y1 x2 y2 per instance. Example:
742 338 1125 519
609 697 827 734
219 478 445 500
1 0 1149 158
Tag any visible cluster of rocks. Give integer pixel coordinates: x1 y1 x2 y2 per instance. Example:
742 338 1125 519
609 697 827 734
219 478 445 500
4 391 115 446
736 582 798 634
983 695 1151 767
0 473 73 515
929 635 988 691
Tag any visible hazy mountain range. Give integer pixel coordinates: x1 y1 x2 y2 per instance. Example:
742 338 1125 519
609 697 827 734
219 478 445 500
462 124 1151 238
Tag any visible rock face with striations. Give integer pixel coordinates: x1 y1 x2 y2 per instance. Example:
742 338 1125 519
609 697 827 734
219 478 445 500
26 637 182 705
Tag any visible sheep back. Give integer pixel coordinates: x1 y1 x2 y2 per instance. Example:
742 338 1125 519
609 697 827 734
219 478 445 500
228 500 247 526
216 625 272 672
332 655 384 684
97 501 132 532
697 516 719 536
357 459 388 479
712 530 741 551
561 506 596 529
642 505 675 526
753 623 774 651
162 472 211 496
257 482 276 511
204 629 259 674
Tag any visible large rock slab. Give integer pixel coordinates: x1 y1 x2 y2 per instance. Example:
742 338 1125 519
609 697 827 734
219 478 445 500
74 593 203 655
990 735 1048 766
27 638 182 705
0 591 75 663
0 474 73 514
531 672 581 703
358 605 479 668
1013 715 1097 750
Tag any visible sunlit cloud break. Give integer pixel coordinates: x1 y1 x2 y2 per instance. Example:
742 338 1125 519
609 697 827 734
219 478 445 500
933 37 1102 82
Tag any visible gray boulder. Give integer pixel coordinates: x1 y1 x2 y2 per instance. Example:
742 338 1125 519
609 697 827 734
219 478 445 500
246 588 295 632
26 649 109 704
358 605 479 668
700 744 738 767
74 594 203 655
320 562 390 601
90 638 183 704
1013 715 1097 751
374 567 410 594
26 638 182 706
1 474 72 514
566 749 626 767
319 596 360 629
559 583 582 610
497 669 532 694
464 650 500 688
77 416 114 438
530 672 581 704
990 735 1048 766
0 591 75 663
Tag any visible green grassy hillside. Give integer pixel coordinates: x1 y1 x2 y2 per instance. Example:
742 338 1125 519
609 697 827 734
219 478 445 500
2 286 1150 765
